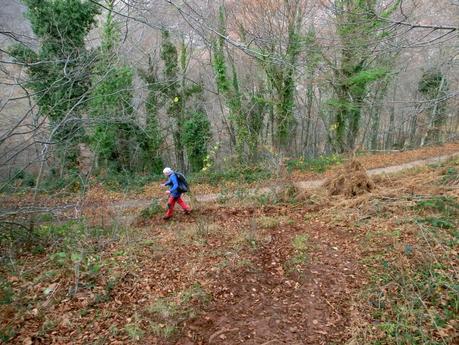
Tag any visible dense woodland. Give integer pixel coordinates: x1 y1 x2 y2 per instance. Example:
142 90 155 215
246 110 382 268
0 2 458 344
0 0 458 182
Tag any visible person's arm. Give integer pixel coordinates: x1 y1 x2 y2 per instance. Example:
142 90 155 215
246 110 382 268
169 174 179 194
163 177 172 187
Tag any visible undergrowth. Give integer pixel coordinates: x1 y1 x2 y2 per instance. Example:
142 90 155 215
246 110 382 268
286 154 343 173
190 165 272 185
0 220 126 342
354 192 458 345
139 198 163 219
145 283 210 340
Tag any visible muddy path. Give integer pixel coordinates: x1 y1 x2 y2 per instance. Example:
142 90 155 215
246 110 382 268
120 205 366 345
178 212 363 345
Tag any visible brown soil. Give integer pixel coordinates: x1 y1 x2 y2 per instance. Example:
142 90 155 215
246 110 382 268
2 146 459 345
181 214 363 345
2 202 366 345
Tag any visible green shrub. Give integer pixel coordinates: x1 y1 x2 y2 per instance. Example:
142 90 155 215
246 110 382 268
40 169 82 193
0 279 13 305
190 165 271 185
146 283 209 339
440 167 458 185
12 169 36 187
285 234 309 274
286 154 343 173
140 199 163 219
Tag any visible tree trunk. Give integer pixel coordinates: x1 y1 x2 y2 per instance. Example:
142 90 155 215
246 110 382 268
385 86 397 149
421 74 446 146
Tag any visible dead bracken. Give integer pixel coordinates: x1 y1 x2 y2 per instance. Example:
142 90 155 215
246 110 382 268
323 160 375 197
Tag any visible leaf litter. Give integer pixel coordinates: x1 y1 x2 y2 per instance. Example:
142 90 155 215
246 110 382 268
1 147 458 344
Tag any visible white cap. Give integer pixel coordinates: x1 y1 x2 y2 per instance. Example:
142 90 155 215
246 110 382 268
163 167 173 176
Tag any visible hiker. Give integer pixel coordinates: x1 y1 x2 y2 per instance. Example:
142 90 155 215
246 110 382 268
160 167 191 220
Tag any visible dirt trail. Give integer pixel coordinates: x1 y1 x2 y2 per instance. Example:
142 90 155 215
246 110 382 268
4 151 457 344
178 210 363 345
110 152 459 210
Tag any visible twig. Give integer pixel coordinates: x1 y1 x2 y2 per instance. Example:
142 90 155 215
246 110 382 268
208 328 239 343
261 340 280 345
43 282 60 307
323 296 342 321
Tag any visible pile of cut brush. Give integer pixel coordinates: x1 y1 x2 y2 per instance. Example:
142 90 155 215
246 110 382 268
324 160 375 197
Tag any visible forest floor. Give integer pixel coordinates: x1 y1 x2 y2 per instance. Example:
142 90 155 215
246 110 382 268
1 144 458 344
2 141 459 212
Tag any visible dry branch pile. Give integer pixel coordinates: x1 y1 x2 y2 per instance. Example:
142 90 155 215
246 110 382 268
323 160 375 197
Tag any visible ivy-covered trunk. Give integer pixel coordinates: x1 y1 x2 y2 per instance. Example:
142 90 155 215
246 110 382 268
419 70 448 146
160 31 208 172
261 4 302 152
211 6 248 161
88 1 142 173
328 0 396 153
140 56 163 173
10 0 100 171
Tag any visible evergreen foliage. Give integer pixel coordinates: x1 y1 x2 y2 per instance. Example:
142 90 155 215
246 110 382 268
327 0 397 153
88 1 146 173
183 110 211 171
211 6 250 161
10 0 100 169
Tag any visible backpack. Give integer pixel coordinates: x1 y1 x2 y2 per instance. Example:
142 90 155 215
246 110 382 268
175 172 189 193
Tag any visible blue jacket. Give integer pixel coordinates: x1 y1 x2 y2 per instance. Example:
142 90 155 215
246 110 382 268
165 173 181 198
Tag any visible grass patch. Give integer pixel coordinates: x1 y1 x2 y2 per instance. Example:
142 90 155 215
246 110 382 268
256 215 292 229
243 229 259 249
0 219 127 340
285 234 309 274
353 194 458 344
0 326 15 342
145 283 210 339
176 221 219 246
124 320 144 341
190 165 272 185
368 256 458 344
256 216 281 229
139 198 163 219
415 196 458 217
286 154 343 173
440 167 458 185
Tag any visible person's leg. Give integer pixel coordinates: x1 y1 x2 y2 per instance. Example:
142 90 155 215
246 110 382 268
164 196 177 219
177 196 191 213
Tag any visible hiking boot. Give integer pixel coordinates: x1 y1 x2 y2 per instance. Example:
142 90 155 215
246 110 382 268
184 209 192 215
163 215 172 220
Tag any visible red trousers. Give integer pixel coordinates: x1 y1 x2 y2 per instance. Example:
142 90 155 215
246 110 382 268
165 196 191 217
